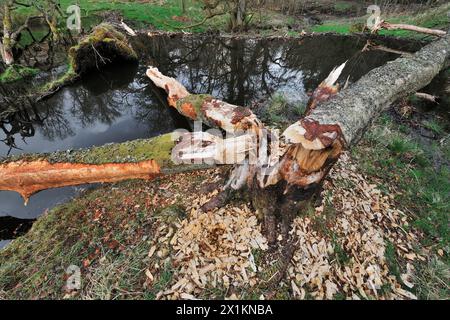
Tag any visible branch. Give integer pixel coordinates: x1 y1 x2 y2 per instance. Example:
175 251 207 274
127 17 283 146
415 92 438 103
11 15 43 43
374 20 447 37
12 0 32 7
362 40 413 56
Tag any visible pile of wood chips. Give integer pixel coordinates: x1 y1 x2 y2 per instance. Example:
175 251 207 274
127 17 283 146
288 153 421 300
156 199 268 300
152 153 422 300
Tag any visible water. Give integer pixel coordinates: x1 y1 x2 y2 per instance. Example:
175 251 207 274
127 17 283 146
0 33 435 246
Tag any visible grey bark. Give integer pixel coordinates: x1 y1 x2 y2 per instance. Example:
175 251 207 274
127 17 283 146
308 33 450 146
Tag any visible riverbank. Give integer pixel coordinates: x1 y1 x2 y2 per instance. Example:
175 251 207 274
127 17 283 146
3 1 447 87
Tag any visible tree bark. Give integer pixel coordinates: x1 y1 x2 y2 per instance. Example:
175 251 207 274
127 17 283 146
262 31 450 238
147 32 450 242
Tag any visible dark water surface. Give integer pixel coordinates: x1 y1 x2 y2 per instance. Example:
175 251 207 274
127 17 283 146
0 34 440 247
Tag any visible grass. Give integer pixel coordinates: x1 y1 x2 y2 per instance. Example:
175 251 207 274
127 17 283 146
423 120 445 135
413 257 450 300
355 115 449 247
334 2 354 13
0 65 39 83
352 111 449 299
0 177 173 299
261 93 306 130
313 24 352 34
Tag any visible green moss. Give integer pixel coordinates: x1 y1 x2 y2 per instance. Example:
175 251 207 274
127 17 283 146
80 134 176 165
176 94 213 116
41 65 78 93
1 133 176 167
0 65 39 84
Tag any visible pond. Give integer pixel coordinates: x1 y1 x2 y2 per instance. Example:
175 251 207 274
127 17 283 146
0 33 444 247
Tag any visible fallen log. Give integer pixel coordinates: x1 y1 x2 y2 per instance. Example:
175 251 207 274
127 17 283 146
414 92 438 103
0 159 160 205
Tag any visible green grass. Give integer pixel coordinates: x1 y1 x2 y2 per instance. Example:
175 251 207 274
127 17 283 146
312 23 352 34
423 120 445 135
0 65 39 83
15 0 212 32
352 112 449 299
0 178 171 299
413 257 450 300
385 240 401 280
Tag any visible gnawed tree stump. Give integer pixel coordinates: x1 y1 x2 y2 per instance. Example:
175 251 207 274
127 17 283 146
68 23 138 75
255 31 450 241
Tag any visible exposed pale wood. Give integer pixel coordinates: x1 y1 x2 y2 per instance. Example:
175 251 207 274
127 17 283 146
0 134 214 202
120 20 137 36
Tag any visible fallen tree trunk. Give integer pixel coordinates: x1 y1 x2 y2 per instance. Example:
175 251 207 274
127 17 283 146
0 159 160 205
148 31 450 242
